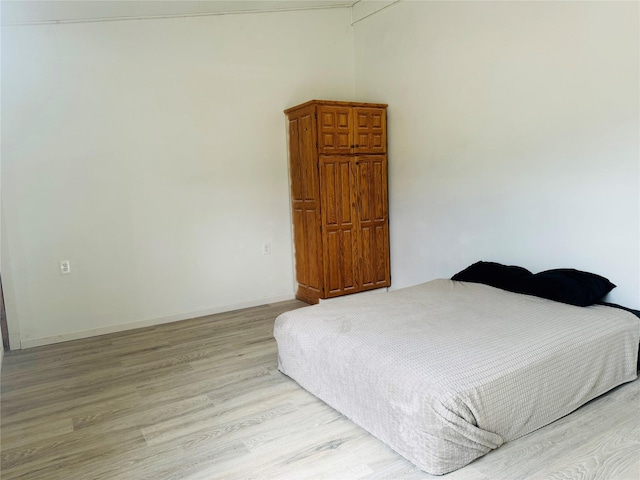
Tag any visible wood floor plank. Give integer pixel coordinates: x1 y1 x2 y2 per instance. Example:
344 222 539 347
1 363 193 419
617 457 640 480
1 423 146 478
142 400 299 448
1 299 638 480
0 418 75 451
1 387 142 431
73 394 214 434
524 394 640 480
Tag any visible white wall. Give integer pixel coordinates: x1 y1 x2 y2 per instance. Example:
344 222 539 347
354 1 640 307
3 1 639 350
2 7 355 347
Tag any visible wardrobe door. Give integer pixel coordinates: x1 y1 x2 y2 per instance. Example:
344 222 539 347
355 155 390 290
353 107 386 154
317 105 353 155
319 156 358 297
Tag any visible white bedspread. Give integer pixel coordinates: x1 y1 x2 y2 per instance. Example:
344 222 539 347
274 279 639 475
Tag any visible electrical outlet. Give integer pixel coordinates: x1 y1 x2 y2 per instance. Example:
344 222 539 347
263 243 271 255
59 260 71 275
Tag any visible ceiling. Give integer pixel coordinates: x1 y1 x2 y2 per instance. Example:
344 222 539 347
1 0 356 25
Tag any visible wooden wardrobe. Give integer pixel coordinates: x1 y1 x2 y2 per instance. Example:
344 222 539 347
285 100 391 304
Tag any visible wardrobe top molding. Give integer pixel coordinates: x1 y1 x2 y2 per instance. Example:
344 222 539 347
284 99 388 113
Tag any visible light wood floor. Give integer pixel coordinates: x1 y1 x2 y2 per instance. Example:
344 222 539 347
1 300 638 480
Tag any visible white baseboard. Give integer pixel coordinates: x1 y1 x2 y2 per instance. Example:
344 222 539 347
19 293 295 350
9 333 21 351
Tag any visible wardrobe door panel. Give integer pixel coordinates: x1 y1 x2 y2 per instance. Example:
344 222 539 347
325 229 356 296
292 205 307 286
288 118 303 201
288 107 322 303
374 223 389 285
300 112 318 201
304 207 323 294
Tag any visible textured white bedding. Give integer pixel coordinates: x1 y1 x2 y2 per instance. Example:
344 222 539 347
274 279 640 475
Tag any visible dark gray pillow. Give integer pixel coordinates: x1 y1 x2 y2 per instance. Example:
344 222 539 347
515 268 616 306
451 261 532 291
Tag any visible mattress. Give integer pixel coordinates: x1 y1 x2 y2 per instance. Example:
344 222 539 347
274 279 640 475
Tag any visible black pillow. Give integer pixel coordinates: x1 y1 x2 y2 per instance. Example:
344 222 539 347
515 268 616 306
451 261 532 291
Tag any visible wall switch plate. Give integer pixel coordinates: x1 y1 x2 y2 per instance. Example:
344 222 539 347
263 243 271 255
59 260 71 275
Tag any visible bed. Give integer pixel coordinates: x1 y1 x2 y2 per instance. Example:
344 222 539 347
274 271 640 475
